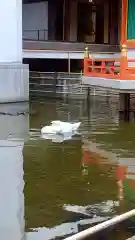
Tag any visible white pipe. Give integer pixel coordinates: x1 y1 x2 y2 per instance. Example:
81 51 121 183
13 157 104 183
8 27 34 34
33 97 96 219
64 209 135 240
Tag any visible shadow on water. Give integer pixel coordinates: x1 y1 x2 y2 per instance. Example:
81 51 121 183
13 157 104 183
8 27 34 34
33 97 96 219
1 94 135 239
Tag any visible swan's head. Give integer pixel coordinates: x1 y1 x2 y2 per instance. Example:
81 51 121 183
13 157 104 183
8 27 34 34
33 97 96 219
51 120 61 126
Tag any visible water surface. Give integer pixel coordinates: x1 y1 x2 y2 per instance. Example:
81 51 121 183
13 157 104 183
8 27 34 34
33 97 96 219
0 96 135 239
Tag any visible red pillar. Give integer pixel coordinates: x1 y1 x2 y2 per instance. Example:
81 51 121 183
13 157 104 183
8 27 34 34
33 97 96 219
121 0 128 45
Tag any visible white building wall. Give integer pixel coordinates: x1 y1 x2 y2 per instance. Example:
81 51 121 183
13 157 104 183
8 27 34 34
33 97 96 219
22 2 48 41
0 0 29 103
0 0 22 62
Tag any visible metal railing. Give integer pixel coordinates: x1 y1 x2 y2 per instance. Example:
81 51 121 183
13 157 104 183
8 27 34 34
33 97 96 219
84 57 135 80
29 71 123 100
29 71 86 100
23 29 48 41
23 30 120 49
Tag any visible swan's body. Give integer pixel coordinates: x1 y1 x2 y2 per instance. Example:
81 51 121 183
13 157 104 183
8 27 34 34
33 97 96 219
41 133 72 143
41 121 81 135
41 125 61 135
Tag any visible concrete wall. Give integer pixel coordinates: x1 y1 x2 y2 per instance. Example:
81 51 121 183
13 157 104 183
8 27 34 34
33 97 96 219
0 103 29 139
0 63 29 103
0 109 29 240
22 2 48 40
0 140 24 240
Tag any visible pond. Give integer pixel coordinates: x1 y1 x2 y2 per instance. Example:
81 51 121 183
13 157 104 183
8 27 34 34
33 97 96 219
0 95 135 240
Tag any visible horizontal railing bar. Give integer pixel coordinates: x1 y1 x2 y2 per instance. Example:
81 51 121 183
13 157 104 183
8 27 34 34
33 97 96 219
24 48 120 54
65 210 135 240
30 90 71 94
30 78 80 81
30 75 81 77
88 67 119 69
87 58 121 61
30 84 75 87
29 83 54 86
29 71 55 74
29 71 82 73
30 90 54 93
23 29 48 32
29 71 82 75
30 77 55 79
127 59 135 62
85 73 119 78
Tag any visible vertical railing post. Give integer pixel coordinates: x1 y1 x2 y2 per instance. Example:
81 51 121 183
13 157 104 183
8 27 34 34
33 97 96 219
37 30 39 41
68 52 70 74
120 44 128 79
101 60 105 73
44 29 46 41
84 46 89 76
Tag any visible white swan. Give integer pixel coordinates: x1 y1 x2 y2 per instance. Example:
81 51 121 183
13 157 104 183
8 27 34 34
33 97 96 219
41 120 81 135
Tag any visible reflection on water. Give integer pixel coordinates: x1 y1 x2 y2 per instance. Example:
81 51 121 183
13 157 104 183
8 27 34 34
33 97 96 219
1 96 135 239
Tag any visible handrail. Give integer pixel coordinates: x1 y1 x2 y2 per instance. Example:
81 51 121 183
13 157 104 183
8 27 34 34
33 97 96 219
84 57 120 78
29 71 82 75
23 49 121 56
84 56 135 79
64 209 135 240
23 49 85 53
23 37 119 47
88 58 121 61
